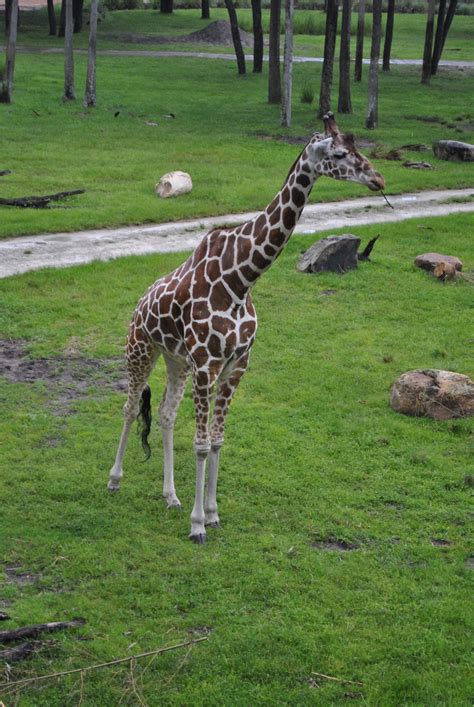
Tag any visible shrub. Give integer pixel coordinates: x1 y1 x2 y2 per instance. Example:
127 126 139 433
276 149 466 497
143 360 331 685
300 85 314 103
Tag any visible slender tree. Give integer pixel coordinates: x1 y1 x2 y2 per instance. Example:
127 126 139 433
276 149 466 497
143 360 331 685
365 0 382 128
281 0 294 127
63 0 75 100
160 0 173 13
431 0 458 74
421 0 436 84
318 0 338 117
201 0 210 19
268 0 282 103
5 0 12 35
338 0 352 113
84 0 98 107
73 0 84 32
225 0 246 75
354 0 365 81
0 0 18 103
431 0 446 74
47 0 57 35
382 0 395 71
251 0 264 73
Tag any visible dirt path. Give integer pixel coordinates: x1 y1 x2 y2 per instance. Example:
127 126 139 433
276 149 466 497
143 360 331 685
1 188 473 279
5 45 474 69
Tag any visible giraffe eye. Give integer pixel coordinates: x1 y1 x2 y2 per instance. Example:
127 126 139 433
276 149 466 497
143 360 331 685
334 150 347 159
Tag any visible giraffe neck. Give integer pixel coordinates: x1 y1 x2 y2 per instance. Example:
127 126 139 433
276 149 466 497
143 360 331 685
229 147 319 298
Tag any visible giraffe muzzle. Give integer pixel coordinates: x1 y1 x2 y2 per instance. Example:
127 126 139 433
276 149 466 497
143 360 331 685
367 173 385 191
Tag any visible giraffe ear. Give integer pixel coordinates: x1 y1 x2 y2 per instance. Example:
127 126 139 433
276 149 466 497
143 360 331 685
309 137 332 159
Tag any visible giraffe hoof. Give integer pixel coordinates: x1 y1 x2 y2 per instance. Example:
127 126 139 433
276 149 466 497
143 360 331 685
189 533 206 545
165 496 182 510
205 521 220 529
107 479 121 492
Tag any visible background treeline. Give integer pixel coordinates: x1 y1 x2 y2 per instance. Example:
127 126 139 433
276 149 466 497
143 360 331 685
100 0 474 14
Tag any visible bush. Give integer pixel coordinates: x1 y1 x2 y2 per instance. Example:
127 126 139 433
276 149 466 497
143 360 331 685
300 85 314 103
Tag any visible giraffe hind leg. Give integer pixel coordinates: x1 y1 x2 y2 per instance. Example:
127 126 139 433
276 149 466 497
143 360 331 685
108 334 159 492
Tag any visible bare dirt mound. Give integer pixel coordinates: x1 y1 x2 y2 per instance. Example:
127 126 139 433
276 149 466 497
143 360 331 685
114 20 253 48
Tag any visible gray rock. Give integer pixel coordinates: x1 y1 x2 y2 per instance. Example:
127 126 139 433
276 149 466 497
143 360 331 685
390 370 474 420
433 140 474 162
415 252 463 272
297 234 361 274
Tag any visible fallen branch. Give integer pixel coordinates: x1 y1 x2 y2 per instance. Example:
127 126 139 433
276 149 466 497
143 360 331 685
0 637 208 689
0 189 85 209
311 671 364 686
0 170 11 177
0 618 86 644
358 235 380 261
0 613 10 622
0 640 55 663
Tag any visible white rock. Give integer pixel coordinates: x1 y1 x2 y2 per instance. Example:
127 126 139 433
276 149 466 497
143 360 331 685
155 171 193 199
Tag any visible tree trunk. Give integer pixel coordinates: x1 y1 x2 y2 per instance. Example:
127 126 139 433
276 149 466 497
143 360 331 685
58 0 65 37
354 0 365 81
5 0 12 35
281 0 294 127
337 0 352 113
63 0 75 100
84 0 98 106
430 0 446 75
365 0 381 129
73 0 84 33
47 0 57 35
268 0 281 103
318 0 338 117
421 0 436 84
160 0 173 13
201 0 210 19
382 0 395 71
432 0 458 74
0 0 18 103
251 0 263 73
224 0 246 75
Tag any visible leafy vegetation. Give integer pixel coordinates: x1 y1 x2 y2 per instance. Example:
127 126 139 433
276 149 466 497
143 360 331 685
0 212 472 705
0 51 473 240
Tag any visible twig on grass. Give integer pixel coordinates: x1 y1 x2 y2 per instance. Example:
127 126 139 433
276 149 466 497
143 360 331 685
0 190 85 209
311 671 364 686
0 637 209 691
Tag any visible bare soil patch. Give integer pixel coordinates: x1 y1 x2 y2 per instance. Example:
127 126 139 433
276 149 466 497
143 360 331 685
4 566 41 585
311 537 359 552
0 339 127 410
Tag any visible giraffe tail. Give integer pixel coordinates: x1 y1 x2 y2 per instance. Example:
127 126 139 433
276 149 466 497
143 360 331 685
137 384 152 460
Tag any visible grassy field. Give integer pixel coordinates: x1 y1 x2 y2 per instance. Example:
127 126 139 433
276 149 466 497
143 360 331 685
6 7 474 61
0 51 473 240
0 212 472 704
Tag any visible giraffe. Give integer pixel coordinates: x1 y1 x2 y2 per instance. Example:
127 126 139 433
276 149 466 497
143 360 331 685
107 112 385 543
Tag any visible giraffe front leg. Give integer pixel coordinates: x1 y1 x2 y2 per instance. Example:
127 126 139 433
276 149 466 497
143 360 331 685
159 355 190 509
205 352 250 529
189 364 222 544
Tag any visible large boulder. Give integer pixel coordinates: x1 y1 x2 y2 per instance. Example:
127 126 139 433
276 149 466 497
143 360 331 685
297 234 361 274
415 252 463 273
155 171 192 199
433 140 474 162
390 370 474 421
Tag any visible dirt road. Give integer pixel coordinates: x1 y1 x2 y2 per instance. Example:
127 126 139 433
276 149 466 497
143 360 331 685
1 188 473 279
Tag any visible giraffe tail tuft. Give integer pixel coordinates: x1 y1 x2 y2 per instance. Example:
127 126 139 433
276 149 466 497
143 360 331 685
137 384 152 460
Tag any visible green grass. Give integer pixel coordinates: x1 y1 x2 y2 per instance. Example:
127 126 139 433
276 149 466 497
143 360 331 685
8 7 474 62
0 213 473 704
0 52 473 240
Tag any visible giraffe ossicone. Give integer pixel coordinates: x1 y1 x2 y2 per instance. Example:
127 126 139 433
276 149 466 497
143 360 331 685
107 114 385 543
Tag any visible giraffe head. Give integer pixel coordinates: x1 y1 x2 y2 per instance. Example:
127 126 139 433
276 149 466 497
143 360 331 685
307 112 385 191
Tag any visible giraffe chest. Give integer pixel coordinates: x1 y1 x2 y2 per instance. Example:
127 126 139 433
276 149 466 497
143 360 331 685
135 276 257 365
